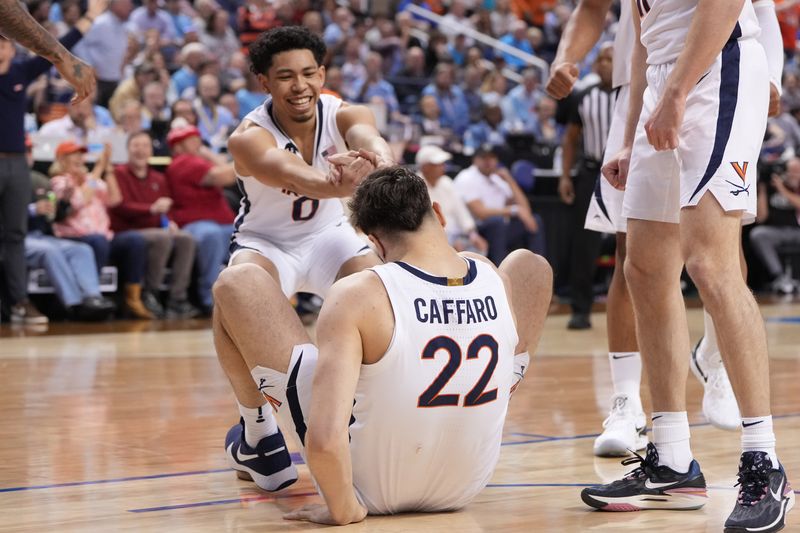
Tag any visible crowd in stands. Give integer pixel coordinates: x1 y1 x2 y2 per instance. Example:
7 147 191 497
2 0 800 325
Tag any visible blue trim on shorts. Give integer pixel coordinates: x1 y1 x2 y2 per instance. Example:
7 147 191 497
689 24 742 203
230 178 252 252
593 177 612 224
395 258 478 286
286 350 308 446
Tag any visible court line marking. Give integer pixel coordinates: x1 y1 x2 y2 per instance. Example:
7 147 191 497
128 491 318 513
3 413 798 494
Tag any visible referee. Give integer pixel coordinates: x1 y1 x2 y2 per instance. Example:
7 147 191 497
559 43 615 330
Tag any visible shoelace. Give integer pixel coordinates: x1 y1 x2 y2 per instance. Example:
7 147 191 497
735 453 772 506
602 395 629 428
621 445 659 481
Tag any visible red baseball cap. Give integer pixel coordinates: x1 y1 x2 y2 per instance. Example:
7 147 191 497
55 140 88 157
166 125 201 148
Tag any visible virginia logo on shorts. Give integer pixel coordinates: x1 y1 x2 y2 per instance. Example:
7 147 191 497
726 161 750 197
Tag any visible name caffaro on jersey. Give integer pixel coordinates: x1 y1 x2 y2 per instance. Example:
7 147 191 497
414 296 498 324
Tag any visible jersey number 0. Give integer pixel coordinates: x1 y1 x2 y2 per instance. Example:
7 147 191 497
418 334 499 408
292 196 320 221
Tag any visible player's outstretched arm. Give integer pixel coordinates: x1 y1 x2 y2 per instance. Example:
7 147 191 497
285 276 374 526
336 104 395 168
546 0 614 99
0 0 96 102
228 124 344 199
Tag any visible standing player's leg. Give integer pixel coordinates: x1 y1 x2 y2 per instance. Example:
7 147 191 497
212 251 311 491
497 250 553 393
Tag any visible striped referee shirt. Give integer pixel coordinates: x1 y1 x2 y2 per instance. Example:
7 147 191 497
567 82 616 162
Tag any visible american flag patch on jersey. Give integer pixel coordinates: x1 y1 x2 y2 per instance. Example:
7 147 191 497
321 145 338 159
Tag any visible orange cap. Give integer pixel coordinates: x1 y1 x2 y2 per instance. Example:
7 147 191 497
55 140 88 157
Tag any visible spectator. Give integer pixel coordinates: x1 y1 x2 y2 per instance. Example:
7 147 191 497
171 42 207 99
108 61 158 123
422 63 471 135
129 0 177 48
219 93 240 126
194 74 237 152
323 6 354 54
341 38 367 102
511 0 557 27
200 10 240 66
165 123 235 312
163 0 196 42
355 52 401 118
464 103 508 155
417 145 488 254
530 95 563 147
52 0 82 37
237 0 282 53
302 10 325 36
462 64 485 123
141 81 170 128
751 157 800 293
49 141 153 319
440 0 474 42
391 45 428 113
453 146 545 264
481 69 509 107
502 67 543 132
111 131 200 318
26 139 116 321
323 65 344 98
491 0 520 37
117 100 146 135
171 98 198 125
0 10 101 325
38 98 114 146
236 72 265 119
74 0 135 107
500 20 535 71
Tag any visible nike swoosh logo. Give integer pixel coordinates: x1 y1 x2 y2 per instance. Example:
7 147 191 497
644 479 677 489
651 415 662 421
235 445 287 462
612 354 636 359
771 479 785 502
742 421 763 428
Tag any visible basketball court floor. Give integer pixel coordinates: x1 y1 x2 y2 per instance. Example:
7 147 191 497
1 301 798 532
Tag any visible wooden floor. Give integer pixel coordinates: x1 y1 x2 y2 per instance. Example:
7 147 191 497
1 302 799 532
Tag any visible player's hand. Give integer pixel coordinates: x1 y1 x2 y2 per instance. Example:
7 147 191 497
769 82 781 117
644 90 685 151
546 62 579 99
602 145 632 191
55 52 96 104
284 502 367 526
558 176 575 205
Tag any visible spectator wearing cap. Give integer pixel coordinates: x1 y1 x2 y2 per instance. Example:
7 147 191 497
25 138 116 321
422 63 471 136
165 124 235 312
417 146 488 255
171 43 208 99
108 62 159 123
49 141 154 319
0 11 102 325
111 131 199 318
74 0 135 107
454 147 545 265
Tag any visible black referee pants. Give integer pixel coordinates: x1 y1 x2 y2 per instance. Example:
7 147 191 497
569 160 604 315
0 155 31 307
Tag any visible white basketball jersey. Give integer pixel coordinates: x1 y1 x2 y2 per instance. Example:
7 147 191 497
612 0 634 88
639 0 760 65
351 259 519 514
231 94 349 247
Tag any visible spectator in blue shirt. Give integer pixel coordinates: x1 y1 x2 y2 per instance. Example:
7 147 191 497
236 72 265 120
500 20 534 70
463 104 509 155
355 52 401 117
502 67 544 133
422 63 471 136
171 42 208 98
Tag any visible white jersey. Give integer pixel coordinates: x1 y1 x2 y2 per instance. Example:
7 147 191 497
639 0 760 65
350 258 519 514
612 0 634 88
231 93 349 247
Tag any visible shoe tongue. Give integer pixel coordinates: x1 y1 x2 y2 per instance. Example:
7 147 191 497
740 451 772 473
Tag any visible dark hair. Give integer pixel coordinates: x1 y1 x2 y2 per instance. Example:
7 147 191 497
348 166 432 237
248 26 326 76
127 130 152 146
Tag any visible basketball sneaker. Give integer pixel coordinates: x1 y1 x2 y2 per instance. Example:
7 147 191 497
593 393 647 457
724 452 795 533
690 337 740 431
582 443 708 511
225 419 298 492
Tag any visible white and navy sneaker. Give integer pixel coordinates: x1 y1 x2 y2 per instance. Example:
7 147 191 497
690 337 740 431
582 443 708 511
725 452 795 532
593 393 648 457
225 419 298 492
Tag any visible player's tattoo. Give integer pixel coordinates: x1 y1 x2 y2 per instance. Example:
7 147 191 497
0 0 68 62
73 62 83 78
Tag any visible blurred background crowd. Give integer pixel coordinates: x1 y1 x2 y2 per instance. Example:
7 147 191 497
2 0 800 327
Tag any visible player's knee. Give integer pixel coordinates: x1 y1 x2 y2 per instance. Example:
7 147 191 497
213 263 261 305
503 249 552 285
622 253 650 291
685 255 731 299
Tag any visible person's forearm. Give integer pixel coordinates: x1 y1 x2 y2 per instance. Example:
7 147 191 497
0 0 69 63
253 150 339 198
553 0 613 66
664 0 745 99
344 124 395 166
306 439 363 525
561 128 579 180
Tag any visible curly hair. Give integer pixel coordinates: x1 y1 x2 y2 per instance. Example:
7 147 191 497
248 26 326 76
348 166 432 237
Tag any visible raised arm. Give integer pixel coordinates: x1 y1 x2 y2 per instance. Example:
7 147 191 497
546 0 614 99
0 0 96 103
336 104 395 167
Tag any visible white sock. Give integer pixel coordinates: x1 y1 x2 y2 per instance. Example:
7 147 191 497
699 309 719 358
238 402 279 447
511 351 530 395
652 411 693 473
742 415 779 468
608 352 643 413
